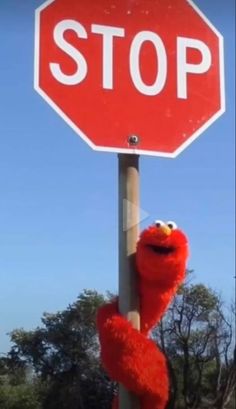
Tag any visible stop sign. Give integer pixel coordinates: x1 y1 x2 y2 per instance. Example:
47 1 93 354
35 0 225 157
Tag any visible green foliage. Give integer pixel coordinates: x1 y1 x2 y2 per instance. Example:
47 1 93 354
2 284 234 409
10 290 105 374
155 273 235 409
0 359 40 409
7 290 115 409
0 383 40 409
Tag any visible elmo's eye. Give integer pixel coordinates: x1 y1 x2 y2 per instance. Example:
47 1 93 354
155 220 165 228
166 221 177 230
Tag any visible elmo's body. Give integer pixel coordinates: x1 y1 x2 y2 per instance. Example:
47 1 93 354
97 221 189 409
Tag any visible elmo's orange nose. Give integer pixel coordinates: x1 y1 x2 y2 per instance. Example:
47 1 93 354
159 225 172 236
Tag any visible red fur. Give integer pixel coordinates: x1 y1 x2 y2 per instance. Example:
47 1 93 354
97 223 189 409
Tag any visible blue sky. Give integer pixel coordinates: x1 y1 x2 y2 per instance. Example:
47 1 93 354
0 0 235 353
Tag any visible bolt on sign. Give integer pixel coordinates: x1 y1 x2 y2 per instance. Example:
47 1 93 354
34 0 225 156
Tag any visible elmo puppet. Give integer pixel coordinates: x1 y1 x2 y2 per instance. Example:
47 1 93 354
97 220 189 409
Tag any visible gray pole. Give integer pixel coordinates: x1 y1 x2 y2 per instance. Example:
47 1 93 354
118 153 140 409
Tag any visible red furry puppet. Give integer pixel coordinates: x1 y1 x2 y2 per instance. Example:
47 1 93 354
97 220 189 409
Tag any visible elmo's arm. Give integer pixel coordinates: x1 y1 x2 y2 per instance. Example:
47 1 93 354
97 301 168 399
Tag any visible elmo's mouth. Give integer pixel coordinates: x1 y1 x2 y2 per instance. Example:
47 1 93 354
147 244 175 255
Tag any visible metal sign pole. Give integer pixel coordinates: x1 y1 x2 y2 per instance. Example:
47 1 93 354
118 153 140 409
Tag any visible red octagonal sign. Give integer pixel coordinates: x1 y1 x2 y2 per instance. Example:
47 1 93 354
35 0 225 157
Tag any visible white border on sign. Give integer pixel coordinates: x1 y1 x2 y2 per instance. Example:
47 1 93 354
34 0 225 158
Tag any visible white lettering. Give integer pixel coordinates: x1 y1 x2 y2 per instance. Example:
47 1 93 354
177 37 212 99
50 19 88 86
91 24 125 89
49 21 212 100
130 31 167 96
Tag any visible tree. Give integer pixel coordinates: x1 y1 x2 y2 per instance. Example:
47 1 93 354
5 284 235 409
8 290 116 409
154 274 235 409
0 356 40 409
